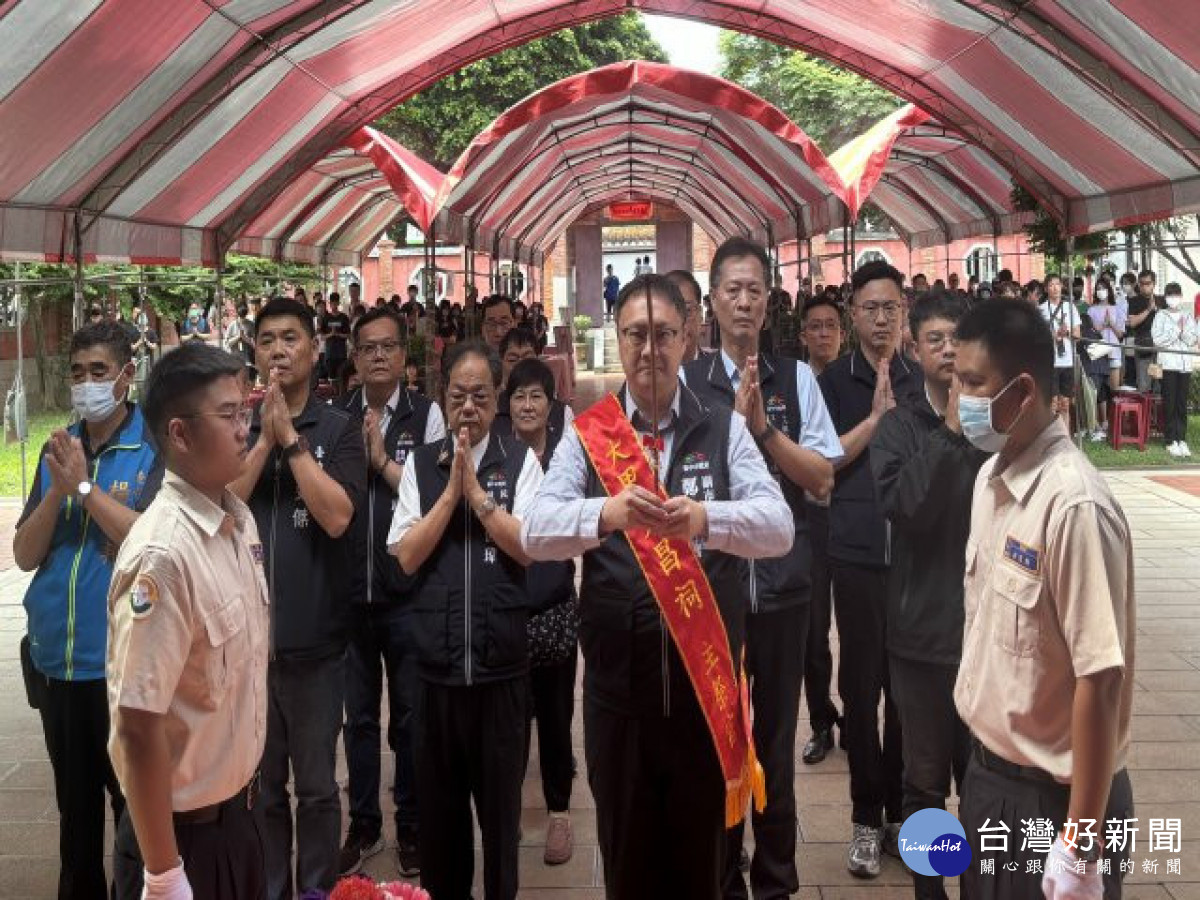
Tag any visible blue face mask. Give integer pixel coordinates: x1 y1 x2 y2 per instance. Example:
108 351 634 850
958 376 1024 453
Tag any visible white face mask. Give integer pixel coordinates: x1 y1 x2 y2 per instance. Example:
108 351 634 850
957 376 1024 454
1095 289 1109 301
71 379 123 423
1166 294 1184 310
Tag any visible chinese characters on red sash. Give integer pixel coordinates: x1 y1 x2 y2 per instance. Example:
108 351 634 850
575 393 765 826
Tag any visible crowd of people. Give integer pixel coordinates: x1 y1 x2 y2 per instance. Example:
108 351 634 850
11 236 1167 900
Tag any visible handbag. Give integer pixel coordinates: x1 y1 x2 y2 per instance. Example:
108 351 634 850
527 596 579 668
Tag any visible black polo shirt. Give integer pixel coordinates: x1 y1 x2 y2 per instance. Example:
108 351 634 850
818 348 921 568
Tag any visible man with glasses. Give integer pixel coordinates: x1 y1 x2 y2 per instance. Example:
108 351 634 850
482 295 517 352
388 341 543 900
798 296 846 766
108 343 267 900
818 261 920 878
1126 270 1159 391
522 274 793 899
230 297 367 900
665 269 706 363
868 293 989 900
336 308 445 878
683 238 841 900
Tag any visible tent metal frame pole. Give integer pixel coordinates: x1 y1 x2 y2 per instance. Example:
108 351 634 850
72 212 86 329
841 217 850 284
14 259 27 499
1065 235 1081 450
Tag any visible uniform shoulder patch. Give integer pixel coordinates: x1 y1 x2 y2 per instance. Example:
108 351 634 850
129 577 158 619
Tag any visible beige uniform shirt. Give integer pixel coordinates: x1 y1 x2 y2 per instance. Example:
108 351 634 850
955 419 1135 782
107 471 269 811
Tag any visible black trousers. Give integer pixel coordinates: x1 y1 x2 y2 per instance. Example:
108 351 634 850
416 677 526 900
343 602 419 835
830 563 902 827
524 654 578 812
585 692 726 900
36 675 124 900
725 603 809 900
113 787 266 900
804 503 840 731
889 656 971 900
961 750 1134 900
1161 369 1192 443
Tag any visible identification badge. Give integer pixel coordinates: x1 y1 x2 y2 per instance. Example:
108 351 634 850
250 542 264 564
1003 536 1041 575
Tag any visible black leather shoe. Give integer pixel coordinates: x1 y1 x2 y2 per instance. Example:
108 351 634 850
802 726 835 764
739 846 750 872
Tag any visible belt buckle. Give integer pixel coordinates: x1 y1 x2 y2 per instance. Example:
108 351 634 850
247 771 261 811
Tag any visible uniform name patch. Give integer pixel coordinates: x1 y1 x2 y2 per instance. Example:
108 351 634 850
1003 536 1041 575
129 578 157 619
250 542 264 564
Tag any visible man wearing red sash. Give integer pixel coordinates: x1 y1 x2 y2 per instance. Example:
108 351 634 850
522 275 794 900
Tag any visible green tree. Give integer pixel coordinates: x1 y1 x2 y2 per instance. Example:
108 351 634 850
375 13 667 172
717 33 902 150
1011 185 1110 271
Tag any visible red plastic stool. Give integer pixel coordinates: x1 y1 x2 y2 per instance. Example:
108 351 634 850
1110 395 1148 451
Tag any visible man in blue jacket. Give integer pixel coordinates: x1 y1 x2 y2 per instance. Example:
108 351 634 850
13 321 162 899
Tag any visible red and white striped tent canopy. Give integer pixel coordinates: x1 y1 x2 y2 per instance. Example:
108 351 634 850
831 105 1035 251
351 61 851 265
0 1 1195 266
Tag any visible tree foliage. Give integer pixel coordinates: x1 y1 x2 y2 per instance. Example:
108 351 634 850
717 33 902 150
375 13 667 172
1010 184 1110 269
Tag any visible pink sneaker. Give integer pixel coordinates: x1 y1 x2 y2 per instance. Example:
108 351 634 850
544 813 574 865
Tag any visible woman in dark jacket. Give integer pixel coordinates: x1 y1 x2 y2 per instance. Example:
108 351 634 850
508 357 579 867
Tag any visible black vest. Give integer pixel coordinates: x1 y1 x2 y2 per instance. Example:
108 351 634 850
338 388 434 604
577 386 747 717
683 351 812 612
247 394 358 659
523 424 576 613
409 433 530 686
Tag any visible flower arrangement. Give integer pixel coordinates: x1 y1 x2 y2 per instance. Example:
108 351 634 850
300 876 431 900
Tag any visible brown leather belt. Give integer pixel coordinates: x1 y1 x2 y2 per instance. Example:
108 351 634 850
173 772 260 825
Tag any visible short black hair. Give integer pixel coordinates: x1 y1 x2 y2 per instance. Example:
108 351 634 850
69 321 133 367
256 296 315 337
1138 269 1156 282
1043 272 1062 286
851 259 904 296
351 306 404 344
954 298 1054 399
441 339 502 389
909 290 967 339
482 294 515 319
1165 281 1182 296
709 237 770 289
664 269 702 306
997 268 1013 284
506 357 556 399
614 274 686 322
801 294 843 323
142 342 242 450
499 326 537 357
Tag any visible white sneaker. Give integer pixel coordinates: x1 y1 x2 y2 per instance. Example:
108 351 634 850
1180 442 1193 458
1090 428 1107 442
1167 442 1183 457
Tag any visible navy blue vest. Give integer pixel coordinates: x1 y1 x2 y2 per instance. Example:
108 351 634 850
410 433 530 686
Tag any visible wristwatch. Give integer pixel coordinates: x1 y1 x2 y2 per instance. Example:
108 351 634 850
76 480 94 502
282 434 309 462
1074 838 1104 864
475 496 498 519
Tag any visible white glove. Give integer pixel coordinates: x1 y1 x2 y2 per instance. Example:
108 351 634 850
142 862 193 900
1041 835 1102 900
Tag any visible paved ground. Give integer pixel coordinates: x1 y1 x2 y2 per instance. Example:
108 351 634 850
1 374 1198 898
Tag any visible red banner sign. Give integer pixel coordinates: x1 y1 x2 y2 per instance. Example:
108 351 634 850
574 393 764 826
607 201 654 220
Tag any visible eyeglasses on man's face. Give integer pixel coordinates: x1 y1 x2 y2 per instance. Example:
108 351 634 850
619 326 681 350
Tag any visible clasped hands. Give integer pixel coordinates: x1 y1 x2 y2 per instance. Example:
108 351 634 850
599 484 707 541
440 426 489 511
258 369 297 450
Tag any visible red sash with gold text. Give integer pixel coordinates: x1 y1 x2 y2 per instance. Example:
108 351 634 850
575 393 765 826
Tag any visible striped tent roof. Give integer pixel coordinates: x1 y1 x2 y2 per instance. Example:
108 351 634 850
831 104 1035 250
0 1 1194 265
